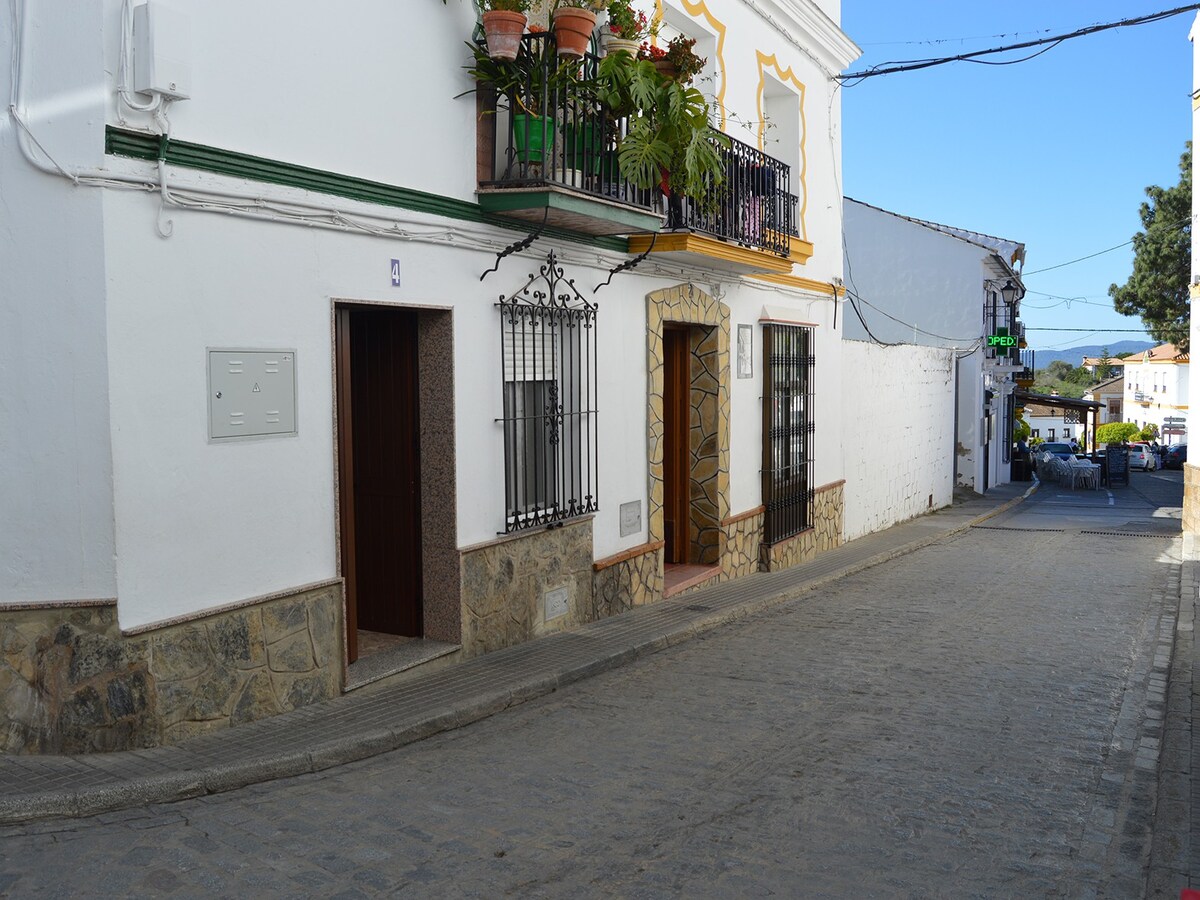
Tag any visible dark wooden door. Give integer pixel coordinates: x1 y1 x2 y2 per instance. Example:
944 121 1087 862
663 326 691 565
336 306 423 661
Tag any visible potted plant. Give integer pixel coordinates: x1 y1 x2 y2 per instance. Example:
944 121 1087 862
603 0 652 57
587 51 726 204
467 34 577 166
551 1 601 58
475 0 533 61
638 34 706 84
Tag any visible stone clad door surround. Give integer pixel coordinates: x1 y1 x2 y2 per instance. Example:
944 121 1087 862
647 285 731 574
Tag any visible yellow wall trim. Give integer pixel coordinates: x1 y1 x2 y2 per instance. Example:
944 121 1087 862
655 0 728 130
751 272 843 296
1190 282 1200 298
628 232 794 274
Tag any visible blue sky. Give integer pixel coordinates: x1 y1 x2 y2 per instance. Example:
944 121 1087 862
839 1 1194 356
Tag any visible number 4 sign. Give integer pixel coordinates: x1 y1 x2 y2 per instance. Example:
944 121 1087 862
390 258 402 287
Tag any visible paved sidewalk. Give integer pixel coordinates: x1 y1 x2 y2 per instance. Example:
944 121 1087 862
0 481 1033 825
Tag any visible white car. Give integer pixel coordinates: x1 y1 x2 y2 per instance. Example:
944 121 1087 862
1129 445 1157 471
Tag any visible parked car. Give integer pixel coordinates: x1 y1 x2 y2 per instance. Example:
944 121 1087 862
1129 444 1157 471
1163 444 1187 469
1130 441 1161 469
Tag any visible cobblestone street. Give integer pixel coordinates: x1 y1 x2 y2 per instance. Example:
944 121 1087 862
0 475 1185 897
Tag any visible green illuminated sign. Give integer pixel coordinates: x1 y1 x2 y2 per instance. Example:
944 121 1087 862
989 326 1017 357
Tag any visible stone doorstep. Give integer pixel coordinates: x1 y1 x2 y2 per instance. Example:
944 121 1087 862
344 640 461 692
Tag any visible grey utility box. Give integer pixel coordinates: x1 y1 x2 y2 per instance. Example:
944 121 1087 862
207 349 297 441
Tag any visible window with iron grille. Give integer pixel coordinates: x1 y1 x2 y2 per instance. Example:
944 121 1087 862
762 324 814 544
497 255 598 533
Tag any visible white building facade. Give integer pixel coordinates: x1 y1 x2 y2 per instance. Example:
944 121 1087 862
842 199 1026 501
1121 344 1189 444
1 1 860 751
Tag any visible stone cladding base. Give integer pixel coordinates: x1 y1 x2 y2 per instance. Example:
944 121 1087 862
0 584 342 754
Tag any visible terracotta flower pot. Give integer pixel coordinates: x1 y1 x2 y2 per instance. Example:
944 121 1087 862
482 9 527 61
653 59 678 80
552 7 597 58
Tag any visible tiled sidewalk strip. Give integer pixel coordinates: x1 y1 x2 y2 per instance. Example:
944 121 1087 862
0 482 1034 824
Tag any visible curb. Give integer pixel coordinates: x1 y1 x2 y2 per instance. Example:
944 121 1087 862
0 488 1032 824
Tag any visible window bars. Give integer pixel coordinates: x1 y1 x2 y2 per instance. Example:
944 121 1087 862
762 324 815 544
498 251 598 533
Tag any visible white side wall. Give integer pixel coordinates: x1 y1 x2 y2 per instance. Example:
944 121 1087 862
840 340 954 540
0 3 117 603
842 200 985 348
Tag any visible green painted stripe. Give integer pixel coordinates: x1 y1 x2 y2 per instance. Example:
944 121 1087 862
104 127 630 253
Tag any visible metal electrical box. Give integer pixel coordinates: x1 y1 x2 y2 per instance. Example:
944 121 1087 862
133 2 192 100
208 350 297 441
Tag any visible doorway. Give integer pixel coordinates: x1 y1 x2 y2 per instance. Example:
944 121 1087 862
336 306 423 664
663 325 691 564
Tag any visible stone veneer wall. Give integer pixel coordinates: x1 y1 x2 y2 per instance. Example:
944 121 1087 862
0 584 342 754
762 482 844 572
459 519 594 658
689 326 722 565
591 542 664 620
1185 463 1200 533
722 507 765 580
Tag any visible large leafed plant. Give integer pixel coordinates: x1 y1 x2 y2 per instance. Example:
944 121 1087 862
587 52 725 202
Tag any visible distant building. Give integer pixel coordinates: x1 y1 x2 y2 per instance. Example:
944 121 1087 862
1122 343 1189 444
1081 356 1125 377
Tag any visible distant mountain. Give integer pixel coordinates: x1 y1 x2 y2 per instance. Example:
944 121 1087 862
1028 340 1156 370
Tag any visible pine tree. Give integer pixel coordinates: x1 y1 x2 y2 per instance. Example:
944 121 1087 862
1109 143 1191 353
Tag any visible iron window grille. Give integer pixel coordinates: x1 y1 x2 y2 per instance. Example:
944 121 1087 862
497 252 598 533
762 324 815 544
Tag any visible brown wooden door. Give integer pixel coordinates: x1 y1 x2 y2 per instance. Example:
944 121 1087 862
663 325 690 565
336 306 423 662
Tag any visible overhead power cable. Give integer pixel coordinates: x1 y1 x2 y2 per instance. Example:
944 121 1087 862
1022 214 1194 275
839 4 1200 82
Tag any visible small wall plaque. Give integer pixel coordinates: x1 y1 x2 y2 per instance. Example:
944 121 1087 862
737 324 753 378
619 500 641 537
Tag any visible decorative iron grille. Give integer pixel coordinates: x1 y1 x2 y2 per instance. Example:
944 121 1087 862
498 251 598 533
762 324 814 544
666 132 795 257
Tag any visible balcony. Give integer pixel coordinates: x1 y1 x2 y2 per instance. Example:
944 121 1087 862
629 134 807 276
475 34 665 237
473 33 804 274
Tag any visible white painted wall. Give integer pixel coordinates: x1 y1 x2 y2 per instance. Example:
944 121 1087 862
842 200 985 349
840 341 954 540
1 2 117 604
6 0 856 626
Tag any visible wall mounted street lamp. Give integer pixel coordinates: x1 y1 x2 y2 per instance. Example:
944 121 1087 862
1000 279 1019 305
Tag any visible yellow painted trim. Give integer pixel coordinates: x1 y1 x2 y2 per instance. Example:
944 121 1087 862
655 0 728 130
751 272 843 296
1190 282 1200 298
754 51 808 242
627 232 794 274
761 230 814 263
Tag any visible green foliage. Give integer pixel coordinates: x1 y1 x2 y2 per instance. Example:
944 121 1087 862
1013 417 1030 444
1138 423 1159 442
1032 359 1093 399
1097 422 1140 445
590 53 726 202
1109 142 1191 353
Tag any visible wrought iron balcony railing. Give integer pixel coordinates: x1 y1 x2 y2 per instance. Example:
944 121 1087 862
478 34 655 212
665 133 796 258
476 33 797 257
